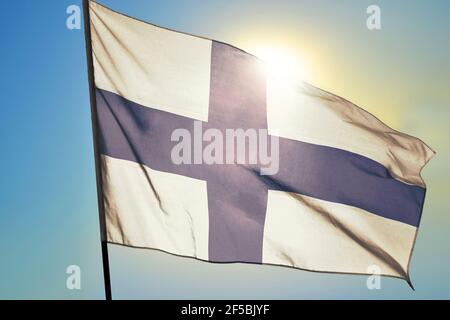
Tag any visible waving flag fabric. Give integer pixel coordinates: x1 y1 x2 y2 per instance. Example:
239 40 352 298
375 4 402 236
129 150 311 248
87 1 434 282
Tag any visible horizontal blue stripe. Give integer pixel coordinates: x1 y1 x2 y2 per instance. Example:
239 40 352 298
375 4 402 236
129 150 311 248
95 88 425 227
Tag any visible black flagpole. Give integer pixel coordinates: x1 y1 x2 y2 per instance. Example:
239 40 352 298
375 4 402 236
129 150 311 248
82 0 113 300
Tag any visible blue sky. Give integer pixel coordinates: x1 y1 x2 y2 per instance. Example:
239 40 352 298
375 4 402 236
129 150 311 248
0 0 449 299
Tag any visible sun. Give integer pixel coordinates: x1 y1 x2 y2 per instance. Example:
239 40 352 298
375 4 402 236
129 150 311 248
251 46 306 82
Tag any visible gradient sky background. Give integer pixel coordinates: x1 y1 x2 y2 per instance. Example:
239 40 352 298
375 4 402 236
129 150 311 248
0 0 449 299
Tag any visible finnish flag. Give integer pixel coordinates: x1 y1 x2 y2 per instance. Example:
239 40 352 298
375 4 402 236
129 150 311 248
87 1 434 284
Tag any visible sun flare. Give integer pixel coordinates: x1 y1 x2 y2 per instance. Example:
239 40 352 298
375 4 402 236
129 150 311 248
251 46 306 82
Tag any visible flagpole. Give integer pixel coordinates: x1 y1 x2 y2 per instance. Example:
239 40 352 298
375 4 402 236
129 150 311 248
82 0 113 300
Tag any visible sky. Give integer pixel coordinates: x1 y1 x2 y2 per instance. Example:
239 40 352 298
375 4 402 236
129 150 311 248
0 0 449 299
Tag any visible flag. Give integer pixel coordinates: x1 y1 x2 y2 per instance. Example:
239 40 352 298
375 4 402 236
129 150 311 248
87 1 434 282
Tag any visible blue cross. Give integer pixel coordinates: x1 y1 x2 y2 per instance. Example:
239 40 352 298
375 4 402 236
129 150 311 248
96 42 424 263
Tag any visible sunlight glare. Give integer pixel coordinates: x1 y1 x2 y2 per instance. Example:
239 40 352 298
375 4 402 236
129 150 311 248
252 47 306 82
